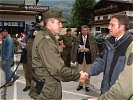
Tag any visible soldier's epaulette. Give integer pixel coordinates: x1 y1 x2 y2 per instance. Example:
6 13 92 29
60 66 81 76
36 35 50 49
45 35 50 39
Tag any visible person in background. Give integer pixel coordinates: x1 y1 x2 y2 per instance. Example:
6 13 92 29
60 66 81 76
19 32 25 39
87 41 133 100
20 13 44 92
19 31 30 91
80 14 132 94
26 26 42 93
0 28 19 87
71 29 80 64
35 12 44 27
29 10 82 100
58 28 73 67
95 33 105 53
55 34 64 57
25 32 34 87
73 25 98 92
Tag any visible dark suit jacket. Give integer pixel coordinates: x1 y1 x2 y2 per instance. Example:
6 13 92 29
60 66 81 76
77 34 91 64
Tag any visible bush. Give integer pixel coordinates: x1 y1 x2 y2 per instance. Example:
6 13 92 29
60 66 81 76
13 39 19 54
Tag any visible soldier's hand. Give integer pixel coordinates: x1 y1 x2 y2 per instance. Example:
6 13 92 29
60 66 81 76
79 71 89 83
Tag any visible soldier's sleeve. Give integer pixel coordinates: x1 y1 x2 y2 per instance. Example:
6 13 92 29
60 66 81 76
99 42 133 100
37 36 80 82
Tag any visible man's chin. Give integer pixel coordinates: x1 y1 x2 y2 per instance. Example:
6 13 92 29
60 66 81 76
109 32 114 36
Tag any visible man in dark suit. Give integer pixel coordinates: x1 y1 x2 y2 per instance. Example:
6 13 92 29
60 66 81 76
76 25 98 92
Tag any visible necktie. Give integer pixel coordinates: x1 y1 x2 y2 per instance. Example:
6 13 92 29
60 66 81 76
83 36 86 45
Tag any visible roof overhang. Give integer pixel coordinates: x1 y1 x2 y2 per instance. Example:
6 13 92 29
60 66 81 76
0 10 38 15
0 4 48 15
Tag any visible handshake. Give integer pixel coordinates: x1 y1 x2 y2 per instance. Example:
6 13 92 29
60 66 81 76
79 71 89 83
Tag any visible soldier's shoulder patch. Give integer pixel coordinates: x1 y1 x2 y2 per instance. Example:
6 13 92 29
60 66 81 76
45 35 50 39
127 52 133 66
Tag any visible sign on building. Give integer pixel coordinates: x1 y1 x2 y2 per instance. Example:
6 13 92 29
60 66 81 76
25 0 36 5
0 21 25 27
25 5 49 12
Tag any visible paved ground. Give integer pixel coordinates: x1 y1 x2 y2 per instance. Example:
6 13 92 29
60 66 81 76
4 54 103 100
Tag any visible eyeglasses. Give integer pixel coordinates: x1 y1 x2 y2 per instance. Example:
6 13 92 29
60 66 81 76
109 23 120 27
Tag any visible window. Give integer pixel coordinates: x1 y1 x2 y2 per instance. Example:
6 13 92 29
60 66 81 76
96 27 100 31
98 16 100 20
101 28 109 34
103 15 108 20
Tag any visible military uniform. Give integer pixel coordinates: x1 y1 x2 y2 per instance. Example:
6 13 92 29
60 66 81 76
29 27 80 100
99 41 133 100
59 33 73 67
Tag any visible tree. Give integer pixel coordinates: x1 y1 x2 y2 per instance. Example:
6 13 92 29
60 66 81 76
71 0 96 28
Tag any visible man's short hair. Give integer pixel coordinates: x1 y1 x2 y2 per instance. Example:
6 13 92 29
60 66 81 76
111 14 129 30
81 25 89 29
0 27 8 33
66 28 72 32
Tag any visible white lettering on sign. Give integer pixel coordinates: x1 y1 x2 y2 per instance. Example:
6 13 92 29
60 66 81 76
4 22 13 26
19 22 24 27
2 21 24 27
25 5 49 12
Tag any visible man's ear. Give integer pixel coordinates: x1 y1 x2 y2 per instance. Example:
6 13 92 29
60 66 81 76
119 24 125 30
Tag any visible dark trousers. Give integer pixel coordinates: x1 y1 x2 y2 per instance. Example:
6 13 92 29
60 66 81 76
62 48 71 67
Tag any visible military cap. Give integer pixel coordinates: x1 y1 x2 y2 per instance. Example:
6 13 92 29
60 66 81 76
43 10 66 22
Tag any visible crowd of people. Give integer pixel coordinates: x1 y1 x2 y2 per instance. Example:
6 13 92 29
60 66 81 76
0 12 132 100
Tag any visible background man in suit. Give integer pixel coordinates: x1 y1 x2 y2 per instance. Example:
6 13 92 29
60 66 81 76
76 25 98 92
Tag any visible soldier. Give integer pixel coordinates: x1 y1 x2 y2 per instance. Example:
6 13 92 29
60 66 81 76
58 28 73 67
22 13 44 92
29 10 81 100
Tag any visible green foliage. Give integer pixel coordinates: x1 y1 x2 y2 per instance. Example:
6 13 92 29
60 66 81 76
13 39 19 54
71 0 96 27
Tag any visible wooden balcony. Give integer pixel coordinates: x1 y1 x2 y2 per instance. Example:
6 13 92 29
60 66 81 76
89 19 110 25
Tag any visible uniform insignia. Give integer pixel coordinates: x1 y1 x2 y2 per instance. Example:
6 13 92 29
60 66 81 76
45 35 50 39
127 52 133 66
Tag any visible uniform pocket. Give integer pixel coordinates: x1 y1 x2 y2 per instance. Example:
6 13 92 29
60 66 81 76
43 79 60 99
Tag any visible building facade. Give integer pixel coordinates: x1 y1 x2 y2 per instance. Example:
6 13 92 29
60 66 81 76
0 0 49 37
88 0 133 36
